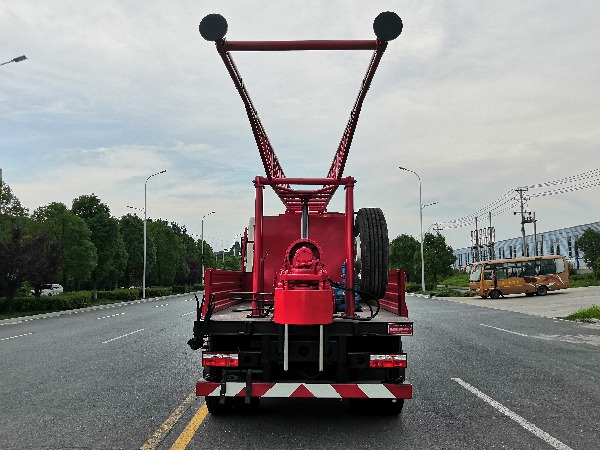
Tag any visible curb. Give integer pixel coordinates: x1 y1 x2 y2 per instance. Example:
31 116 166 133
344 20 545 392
0 292 200 325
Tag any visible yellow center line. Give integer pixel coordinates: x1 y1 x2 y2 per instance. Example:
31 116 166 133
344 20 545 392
140 391 198 450
170 402 209 450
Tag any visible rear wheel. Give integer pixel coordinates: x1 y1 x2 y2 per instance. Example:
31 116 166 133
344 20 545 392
349 398 404 415
354 208 389 300
537 285 548 296
489 289 501 299
205 396 234 415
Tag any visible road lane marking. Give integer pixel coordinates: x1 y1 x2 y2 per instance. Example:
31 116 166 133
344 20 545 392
480 324 600 346
533 333 600 347
480 324 529 336
0 332 33 341
140 391 198 450
97 313 125 320
155 304 169 308
170 402 209 450
180 311 195 317
101 328 144 344
452 378 572 450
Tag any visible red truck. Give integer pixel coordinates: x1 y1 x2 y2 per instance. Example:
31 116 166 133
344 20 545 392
188 11 413 415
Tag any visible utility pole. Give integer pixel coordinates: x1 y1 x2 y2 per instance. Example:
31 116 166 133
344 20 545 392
515 187 528 256
514 187 538 257
474 216 480 262
488 211 495 260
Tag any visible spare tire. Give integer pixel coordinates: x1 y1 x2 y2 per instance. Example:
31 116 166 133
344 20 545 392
354 208 389 300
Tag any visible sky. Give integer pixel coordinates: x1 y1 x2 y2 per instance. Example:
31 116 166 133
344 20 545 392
2 0 599 252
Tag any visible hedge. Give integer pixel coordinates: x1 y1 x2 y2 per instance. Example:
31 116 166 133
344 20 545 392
0 292 92 313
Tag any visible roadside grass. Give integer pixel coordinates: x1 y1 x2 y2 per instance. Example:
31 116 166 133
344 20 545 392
569 274 600 288
565 305 600 321
439 272 470 288
416 288 471 297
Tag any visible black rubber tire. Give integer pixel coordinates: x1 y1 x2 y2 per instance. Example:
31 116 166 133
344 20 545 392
349 398 404 415
205 396 234 415
537 285 548 296
489 289 501 299
481 295 488 299
354 208 389 300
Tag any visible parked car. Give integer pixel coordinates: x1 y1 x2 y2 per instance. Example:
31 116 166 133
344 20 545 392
31 284 64 296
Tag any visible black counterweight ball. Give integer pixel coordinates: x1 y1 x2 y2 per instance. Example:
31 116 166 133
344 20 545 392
373 12 403 41
200 14 228 41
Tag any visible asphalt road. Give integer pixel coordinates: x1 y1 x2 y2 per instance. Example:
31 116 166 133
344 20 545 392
1 290 599 449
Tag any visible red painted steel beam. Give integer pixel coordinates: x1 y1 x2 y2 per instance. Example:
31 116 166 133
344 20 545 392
257 177 355 186
210 22 395 213
223 40 377 52
321 40 388 211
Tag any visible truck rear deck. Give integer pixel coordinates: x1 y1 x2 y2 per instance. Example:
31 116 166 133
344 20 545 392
189 11 412 415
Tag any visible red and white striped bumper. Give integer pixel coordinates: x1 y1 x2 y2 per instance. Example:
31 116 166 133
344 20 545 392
196 381 412 399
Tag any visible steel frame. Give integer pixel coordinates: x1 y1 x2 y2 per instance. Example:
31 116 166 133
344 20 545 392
213 37 388 213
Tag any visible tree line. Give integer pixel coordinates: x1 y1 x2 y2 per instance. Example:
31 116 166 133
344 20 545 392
1 179 461 307
389 232 456 287
0 182 240 305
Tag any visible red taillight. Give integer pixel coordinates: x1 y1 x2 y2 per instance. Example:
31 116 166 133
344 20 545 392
202 352 239 367
388 323 413 335
369 354 407 369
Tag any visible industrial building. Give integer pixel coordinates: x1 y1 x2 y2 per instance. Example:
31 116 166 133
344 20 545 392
453 221 600 271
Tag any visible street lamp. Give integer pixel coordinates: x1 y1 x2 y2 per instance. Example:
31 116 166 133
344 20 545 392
201 211 216 285
399 166 426 291
143 170 166 299
1 55 27 66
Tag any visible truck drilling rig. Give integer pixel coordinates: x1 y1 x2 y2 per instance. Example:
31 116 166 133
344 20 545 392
188 11 413 415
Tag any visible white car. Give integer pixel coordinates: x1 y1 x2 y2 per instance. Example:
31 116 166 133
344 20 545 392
31 284 64 296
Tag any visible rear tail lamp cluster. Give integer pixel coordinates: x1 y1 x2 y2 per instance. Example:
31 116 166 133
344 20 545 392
202 352 239 367
369 354 407 369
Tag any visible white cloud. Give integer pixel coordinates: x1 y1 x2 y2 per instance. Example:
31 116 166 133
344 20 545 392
1 0 599 251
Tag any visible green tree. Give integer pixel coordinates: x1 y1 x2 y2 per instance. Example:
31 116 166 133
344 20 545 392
25 228 64 296
222 254 241 271
119 214 144 288
0 181 28 219
390 234 420 281
415 232 455 288
578 228 600 277
147 220 185 286
199 241 217 270
71 194 128 297
32 202 97 290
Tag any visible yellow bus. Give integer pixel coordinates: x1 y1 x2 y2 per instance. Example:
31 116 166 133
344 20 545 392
469 255 570 299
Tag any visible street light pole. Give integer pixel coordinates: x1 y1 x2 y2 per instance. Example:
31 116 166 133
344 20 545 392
399 166 426 291
143 170 166 299
201 211 216 286
0 55 27 66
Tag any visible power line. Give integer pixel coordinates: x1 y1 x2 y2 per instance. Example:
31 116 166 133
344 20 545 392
437 168 600 231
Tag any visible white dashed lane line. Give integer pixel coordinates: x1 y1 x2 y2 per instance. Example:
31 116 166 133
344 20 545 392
101 329 144 344
97 313 126 320
180 311 195 317
480 323 600 346
453 378 573 450
1 332 34 342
